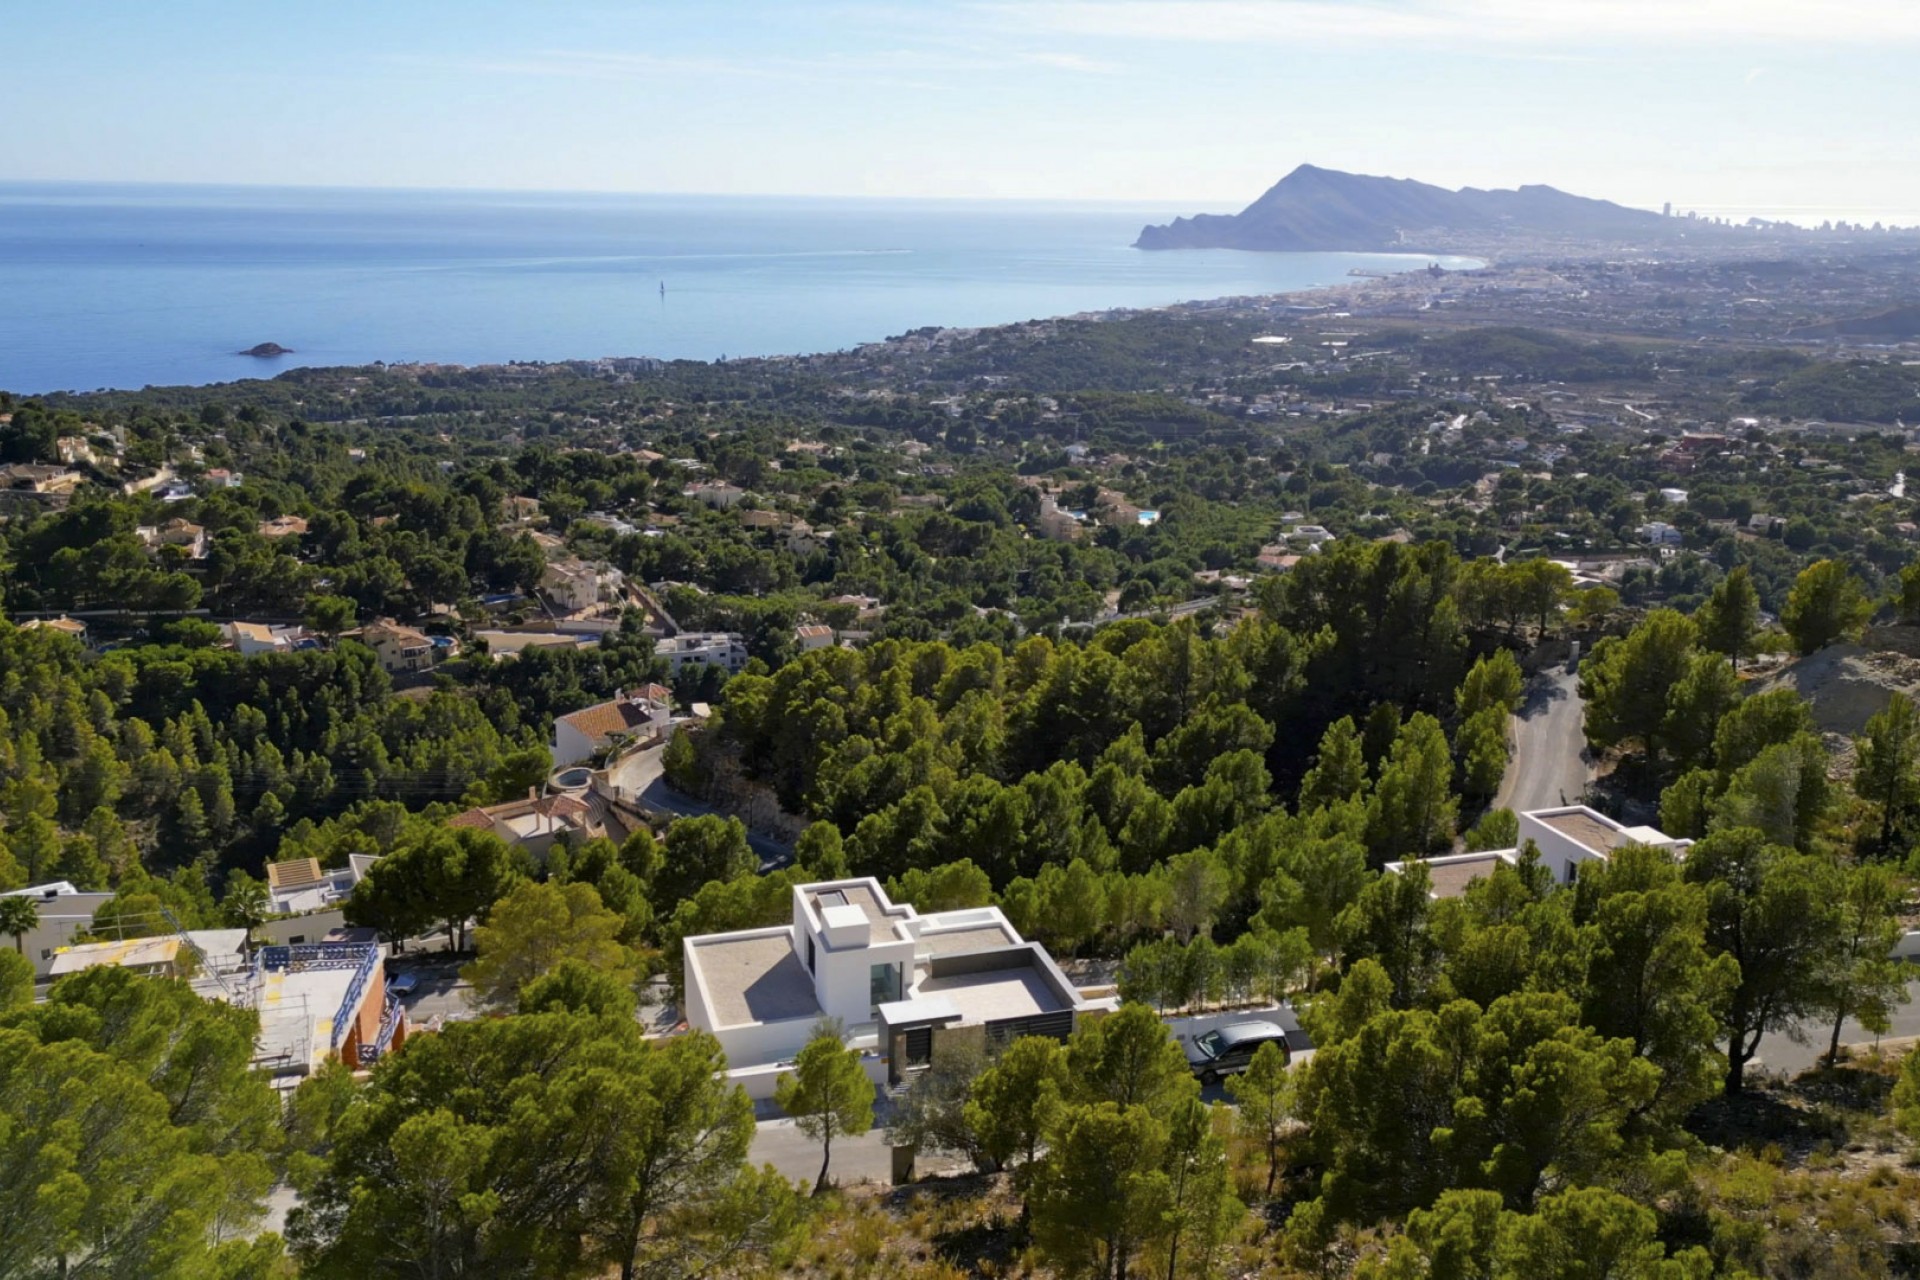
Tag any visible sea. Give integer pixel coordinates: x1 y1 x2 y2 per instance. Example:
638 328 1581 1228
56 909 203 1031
0 183 1481 395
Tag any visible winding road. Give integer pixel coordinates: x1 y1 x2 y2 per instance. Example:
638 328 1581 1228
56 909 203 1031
1492 663 1592 814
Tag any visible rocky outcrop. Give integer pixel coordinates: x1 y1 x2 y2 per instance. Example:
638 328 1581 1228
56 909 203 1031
239 343 293 357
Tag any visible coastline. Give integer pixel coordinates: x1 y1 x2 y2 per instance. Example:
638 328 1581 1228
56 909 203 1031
8 253 1487 398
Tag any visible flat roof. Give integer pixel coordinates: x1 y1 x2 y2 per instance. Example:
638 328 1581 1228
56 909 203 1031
878 994 962 1026
1540 810 1627 853
1423 854 1509 899
810 883 901 946
918 966 1065 1023
49 928 248 976
250 964 361 1072
919 923 1020 955
51 935 179 974
688 931 821 1027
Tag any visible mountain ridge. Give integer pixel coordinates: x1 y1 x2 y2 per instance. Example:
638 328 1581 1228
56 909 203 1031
1136 164 1678 252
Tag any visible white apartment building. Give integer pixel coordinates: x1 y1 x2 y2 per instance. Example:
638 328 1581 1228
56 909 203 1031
655 631 750 676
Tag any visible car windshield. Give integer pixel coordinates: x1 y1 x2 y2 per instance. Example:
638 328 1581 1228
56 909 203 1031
1194 1031 1223 1060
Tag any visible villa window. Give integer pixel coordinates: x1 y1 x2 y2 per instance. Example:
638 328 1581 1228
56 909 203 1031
805 934 816 974
869 962 901 1008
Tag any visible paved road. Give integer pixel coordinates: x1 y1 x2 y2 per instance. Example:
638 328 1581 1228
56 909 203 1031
749 1115 972 1189
1752 972 1920 1077
606 739 792 869
1493 664 1592 814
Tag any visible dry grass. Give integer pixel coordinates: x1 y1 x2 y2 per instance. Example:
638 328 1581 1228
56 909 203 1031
780 1173 1034 1280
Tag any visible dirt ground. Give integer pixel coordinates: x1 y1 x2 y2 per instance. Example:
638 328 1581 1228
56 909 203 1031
1753 642 1920 739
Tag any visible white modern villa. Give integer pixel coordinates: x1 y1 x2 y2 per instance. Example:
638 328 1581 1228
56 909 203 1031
682 877 1114 1097
1388 804 1691 898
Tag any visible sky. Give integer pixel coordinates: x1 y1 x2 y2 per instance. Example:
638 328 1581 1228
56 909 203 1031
4 1 1918 219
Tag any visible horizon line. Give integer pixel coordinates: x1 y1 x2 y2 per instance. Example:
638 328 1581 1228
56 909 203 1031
0 174 1241 211
6 173 1902 228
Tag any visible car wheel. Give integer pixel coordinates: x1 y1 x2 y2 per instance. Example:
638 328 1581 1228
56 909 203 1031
1199 1069 1218 1086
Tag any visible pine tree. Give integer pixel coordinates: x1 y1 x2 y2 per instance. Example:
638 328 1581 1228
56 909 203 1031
1695 565 1760 668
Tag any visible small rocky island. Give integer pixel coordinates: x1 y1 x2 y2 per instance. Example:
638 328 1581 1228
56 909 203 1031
238 342 293 357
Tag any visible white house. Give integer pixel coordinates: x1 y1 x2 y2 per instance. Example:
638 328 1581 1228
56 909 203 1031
1 882 117 979
550 686 673 765
542 558 623 613
785 523 830 557
795 623 835 652
683 481 746 510
682 878 1113 1098
655 632 749 676
1637 521 1683 547
1290 523 1336 545
224 621 306 657
264 854 383 916
1386 805 1689 899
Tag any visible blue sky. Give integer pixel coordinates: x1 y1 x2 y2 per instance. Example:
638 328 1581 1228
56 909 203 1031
5 1 1916 218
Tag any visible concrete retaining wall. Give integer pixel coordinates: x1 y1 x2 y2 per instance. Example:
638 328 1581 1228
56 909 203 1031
725 1045 887 1101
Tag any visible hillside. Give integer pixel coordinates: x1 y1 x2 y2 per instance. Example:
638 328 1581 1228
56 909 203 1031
1136 163 1678 252
1788 302 1920 339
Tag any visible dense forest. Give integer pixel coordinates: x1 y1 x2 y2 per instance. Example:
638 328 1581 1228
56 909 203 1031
7 309 1920 1277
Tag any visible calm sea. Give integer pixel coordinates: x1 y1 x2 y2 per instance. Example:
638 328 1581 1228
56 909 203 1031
0 183 1476 394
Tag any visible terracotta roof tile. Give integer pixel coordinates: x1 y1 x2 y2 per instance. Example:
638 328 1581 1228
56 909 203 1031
556 697 657 745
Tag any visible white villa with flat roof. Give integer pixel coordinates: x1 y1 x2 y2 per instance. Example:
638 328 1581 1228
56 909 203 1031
1388 805 1691 898
682 877 1113 1097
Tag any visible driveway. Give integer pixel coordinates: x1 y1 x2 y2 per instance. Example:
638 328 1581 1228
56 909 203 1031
1493 664 1591 814
605 740 793 869
384 952 479 1027
1752 971 1920 1077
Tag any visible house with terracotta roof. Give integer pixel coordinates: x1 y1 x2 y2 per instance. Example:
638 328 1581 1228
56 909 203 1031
20 615 89 646
265 853 382 915
352 618 434 674
257 514 309 539
795 623 835 652
785 522 830 557
541 557 622 613
446 791 596 856
138 518 209 560
550 688 672 766
737 508 788 531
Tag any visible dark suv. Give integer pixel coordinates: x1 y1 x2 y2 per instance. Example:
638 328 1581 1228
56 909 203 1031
1185 1020 1289 1084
